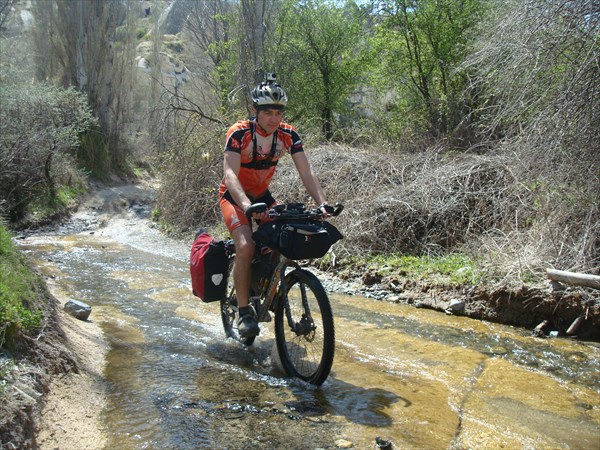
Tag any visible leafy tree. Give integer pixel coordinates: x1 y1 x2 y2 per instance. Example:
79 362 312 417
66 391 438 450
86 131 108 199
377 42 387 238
31 0 137 174
373 0 485 140
277 0 371 140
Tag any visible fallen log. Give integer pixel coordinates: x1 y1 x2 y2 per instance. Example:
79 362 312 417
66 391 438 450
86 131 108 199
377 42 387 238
545 269 600 290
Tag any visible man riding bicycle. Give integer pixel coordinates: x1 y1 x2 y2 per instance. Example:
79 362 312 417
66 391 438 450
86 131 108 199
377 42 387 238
219 73 331 339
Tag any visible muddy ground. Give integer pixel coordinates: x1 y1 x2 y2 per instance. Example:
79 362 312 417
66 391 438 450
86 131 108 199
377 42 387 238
1 180 598 449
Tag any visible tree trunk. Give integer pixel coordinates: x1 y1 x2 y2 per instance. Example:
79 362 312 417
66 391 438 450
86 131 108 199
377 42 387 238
546 269 600 290
253 0 265 83
240 0 268 86
75 0 88 93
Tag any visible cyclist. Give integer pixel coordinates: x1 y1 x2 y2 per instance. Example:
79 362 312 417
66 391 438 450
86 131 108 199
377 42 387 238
219 73 330 338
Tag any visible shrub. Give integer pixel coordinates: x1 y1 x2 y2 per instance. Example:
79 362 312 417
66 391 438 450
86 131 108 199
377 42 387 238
155 122 225 234
0 223 42 348
0 83 97 222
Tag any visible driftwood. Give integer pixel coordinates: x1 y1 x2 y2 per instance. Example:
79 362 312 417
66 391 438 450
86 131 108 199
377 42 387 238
566 316 585 335
532 319 549 337
545 269 600 290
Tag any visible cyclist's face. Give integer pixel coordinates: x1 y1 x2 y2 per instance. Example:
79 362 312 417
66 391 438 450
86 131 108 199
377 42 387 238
255 108 284 135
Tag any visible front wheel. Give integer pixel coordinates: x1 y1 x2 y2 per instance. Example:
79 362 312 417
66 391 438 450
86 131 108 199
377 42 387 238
274 269 335 386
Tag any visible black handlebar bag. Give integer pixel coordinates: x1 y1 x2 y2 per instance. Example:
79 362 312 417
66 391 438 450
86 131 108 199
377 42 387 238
254 221 343 260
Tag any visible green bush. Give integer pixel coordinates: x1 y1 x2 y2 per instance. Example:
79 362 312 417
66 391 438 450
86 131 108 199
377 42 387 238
0 83 96 222
0 223 42 348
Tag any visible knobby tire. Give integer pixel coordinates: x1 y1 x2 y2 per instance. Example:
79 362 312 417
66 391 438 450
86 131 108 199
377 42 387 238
274 268 335 386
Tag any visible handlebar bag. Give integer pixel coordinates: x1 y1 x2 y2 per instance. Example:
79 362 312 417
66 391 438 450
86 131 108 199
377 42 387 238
190 231 229 302
254 221 343 260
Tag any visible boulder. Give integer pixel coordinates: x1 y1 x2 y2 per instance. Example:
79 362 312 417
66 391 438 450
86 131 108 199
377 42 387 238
445 298 465 315
64 299 92 321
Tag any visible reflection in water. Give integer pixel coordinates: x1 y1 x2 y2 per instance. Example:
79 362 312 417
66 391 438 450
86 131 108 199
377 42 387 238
20 233 600 449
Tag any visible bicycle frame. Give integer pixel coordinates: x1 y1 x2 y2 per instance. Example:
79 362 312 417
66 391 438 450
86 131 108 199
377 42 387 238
257 255 323 339
221 201 342 385
253 253 298 322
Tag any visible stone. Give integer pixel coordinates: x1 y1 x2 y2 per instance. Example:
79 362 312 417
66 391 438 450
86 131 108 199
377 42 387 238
334 439 354 448
64 299 92 321
376 436 393 449
445 299 465 315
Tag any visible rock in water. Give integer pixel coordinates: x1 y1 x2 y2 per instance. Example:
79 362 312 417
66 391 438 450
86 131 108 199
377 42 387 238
376 436 393 449
64 299 92 321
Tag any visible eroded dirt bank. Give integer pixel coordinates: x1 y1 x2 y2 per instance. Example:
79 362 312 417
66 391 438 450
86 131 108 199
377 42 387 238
338 273 600 341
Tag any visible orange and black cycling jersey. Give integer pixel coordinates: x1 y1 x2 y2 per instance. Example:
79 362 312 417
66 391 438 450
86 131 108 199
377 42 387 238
218 118 303 201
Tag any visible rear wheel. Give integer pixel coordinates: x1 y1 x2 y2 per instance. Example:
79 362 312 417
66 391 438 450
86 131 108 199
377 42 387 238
220 257 256 346
274 269 334 386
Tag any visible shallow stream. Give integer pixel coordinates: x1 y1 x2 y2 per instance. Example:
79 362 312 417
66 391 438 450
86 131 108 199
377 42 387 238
18 203 600 449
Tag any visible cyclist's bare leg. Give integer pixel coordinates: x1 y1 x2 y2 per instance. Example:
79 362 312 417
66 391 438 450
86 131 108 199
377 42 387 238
231 224 255 308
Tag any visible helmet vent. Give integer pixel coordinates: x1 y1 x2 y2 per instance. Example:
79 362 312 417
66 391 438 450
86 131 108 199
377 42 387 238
251 74 288 108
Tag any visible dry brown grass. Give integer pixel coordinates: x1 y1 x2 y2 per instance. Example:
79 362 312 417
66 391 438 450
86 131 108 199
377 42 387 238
158 138 598 284
272 146 515 260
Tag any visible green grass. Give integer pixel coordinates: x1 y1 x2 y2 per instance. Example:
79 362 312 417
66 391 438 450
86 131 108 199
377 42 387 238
364 252 481 286
27 184 86 221
0 223 43 348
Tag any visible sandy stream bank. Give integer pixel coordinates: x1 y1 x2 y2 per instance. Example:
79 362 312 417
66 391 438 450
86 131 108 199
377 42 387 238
35 306 108 450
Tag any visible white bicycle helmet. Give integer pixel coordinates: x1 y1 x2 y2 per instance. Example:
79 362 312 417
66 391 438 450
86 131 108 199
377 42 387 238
251 73 288 110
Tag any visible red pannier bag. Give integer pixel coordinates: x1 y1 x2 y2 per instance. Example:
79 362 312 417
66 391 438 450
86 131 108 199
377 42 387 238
190 231 229 302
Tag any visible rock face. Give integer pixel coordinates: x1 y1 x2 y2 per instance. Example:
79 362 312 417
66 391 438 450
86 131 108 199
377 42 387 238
162 0 188 35
64 300 92 321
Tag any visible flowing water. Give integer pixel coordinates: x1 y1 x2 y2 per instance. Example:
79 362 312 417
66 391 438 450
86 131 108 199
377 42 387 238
18 207 600 449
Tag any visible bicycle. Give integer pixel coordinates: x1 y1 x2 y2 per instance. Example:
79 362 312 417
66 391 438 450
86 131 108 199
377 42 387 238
220 202 343 386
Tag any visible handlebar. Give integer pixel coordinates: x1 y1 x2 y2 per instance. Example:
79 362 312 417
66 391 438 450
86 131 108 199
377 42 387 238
244 203 268 218
244 202 343 220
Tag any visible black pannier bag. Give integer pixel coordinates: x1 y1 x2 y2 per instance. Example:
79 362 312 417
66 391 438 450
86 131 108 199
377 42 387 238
253 220 343 260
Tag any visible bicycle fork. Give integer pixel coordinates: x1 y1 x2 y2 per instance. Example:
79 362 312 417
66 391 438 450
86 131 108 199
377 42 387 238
290 280 318 339
279 273 316 340
260 261 316 338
